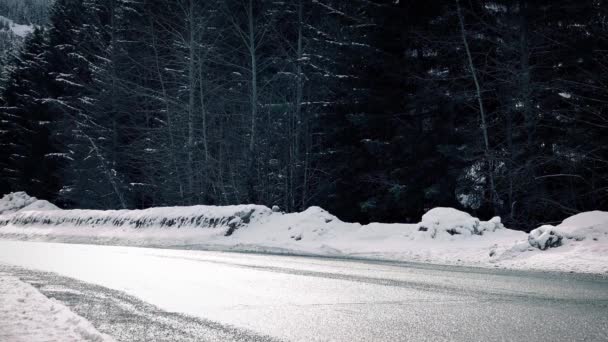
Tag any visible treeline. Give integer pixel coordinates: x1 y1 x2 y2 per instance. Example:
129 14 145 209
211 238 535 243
0 0 606 228
0 0 52 25
0 22 18 77
0 0 50 93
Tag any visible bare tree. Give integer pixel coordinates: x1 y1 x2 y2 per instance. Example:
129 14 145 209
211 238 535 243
455 0 498 214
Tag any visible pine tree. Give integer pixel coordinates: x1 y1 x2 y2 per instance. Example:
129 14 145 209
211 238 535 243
0 27 60 199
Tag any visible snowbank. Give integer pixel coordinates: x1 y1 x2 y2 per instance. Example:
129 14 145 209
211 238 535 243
419 207 503 237
528 211 608 250
0 192 59 216
20 199 60 212
0 271 115 342
550 211 607 242
491 212 608 274
0 192 38 215
0 192 606 274
0 203 270 235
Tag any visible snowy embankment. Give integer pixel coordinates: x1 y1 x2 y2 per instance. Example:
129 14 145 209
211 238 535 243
0 192 606 274
0 270 115 342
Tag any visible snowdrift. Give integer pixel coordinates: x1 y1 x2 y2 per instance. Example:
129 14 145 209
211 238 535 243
419 207 503 236
0 192 58 215
0 202 269 234
528 211 608 250
0 192 271 238
0 192 606 274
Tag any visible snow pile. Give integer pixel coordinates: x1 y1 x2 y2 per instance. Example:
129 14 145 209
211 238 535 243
418 207 503 237
494 211 608 273
225 206 357 254
528 211 608 250
20 199 61 212
225 207 523 267
0 203 271 234
0 199 520 266
0 192 38 215
0 271 115 342
0 192 59 215
0 192 606 273
528 225 564 250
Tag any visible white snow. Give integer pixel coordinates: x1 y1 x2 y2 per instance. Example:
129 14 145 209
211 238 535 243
528 211 608 250
0 192 606 274
20 200 60 212
0 192 38 215
0 271 114 342
502 211 608 273
0 16 34 38
419 207 503 236
0 202 269 231
528 225 563 250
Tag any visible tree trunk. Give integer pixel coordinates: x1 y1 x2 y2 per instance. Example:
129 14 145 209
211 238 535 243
186 0 197 204
455 0 498 213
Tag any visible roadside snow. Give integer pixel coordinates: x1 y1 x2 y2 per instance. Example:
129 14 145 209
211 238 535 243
225 208 529 270
0 192 38 215
0 203 269 231
527 211 608 250
0 192 606 274
20 199 60 212
494 211 608 274
0 271 115 342
419 207 503 236
0 192 59 215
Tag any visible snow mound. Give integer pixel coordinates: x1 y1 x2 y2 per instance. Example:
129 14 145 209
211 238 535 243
492 211 608 273
419 207 503 237
1 195 605 273
528 211 608 250
20 199 61 212
0 192 38 215
558 211 608 239
0 204 272 234
233 206 349 245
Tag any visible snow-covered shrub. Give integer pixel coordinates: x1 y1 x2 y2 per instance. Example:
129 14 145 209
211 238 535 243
418 208 504 238
528 211 608 250
528 225 563 250
0 192 38 215
478 216 504 234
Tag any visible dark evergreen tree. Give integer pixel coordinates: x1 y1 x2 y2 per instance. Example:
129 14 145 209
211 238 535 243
0 27 60 199
0 0 605 228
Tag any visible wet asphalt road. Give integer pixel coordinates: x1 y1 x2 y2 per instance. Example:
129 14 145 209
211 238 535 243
0 240 607 342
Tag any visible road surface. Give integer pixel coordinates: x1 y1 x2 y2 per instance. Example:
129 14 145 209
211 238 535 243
0 240 606 341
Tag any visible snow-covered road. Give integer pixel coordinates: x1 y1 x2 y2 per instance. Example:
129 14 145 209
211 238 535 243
0 240 607 341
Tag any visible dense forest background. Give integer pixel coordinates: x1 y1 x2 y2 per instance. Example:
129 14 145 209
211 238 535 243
0 1 50 79
0 0 606 229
